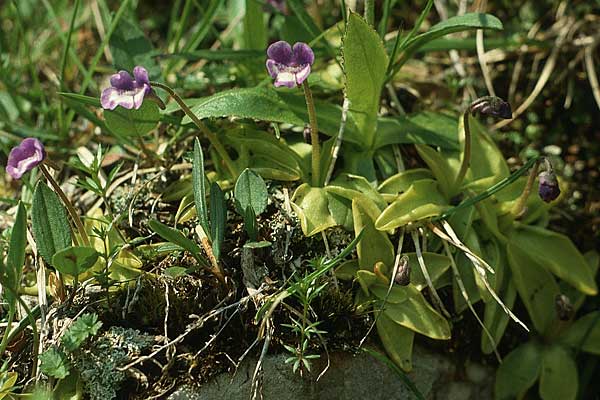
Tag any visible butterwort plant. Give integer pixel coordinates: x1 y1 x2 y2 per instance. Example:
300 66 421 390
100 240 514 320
266 41 321 187
100 66 237 179
5 138 90 246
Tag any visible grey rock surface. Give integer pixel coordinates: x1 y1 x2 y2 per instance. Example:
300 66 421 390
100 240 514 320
168 345 493 400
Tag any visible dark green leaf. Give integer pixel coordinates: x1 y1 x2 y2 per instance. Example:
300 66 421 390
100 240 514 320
61 313 102 352
31 183 72 264
495 342 542 400
210 182 226 261
5 202 27 294
235 168 268 216
193 138 210 235
39 347 70 379
559 312 600 355
104 101 160 138
109 18 159 77
539 345 577 400
343 12 388 149
148 220 203 261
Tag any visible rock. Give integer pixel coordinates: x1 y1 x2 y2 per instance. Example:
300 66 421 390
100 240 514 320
169 345 456 400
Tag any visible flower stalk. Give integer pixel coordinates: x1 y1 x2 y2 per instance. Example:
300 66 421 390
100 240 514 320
302 81 321 187
150 81 238 179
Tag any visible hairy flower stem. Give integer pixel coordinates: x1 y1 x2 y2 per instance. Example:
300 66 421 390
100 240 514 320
302 81 321 187
39 164 90 246
454 111 472 191
150 81 238 179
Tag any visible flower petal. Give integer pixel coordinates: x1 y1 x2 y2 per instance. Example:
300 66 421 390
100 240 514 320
274 71 297 88
291 42 314 66
293 64 311 86
266 59 281 79
6 138 45 180
267 41 292 64
133 66 150 87
110 71 134 90
101 87 137 110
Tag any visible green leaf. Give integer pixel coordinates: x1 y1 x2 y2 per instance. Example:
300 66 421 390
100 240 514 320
243 205 258 242
5 202 27 295
31 183 72 264
39 347 70 379
378 169 433 197
52 246 99 277
507 241 559 334
193 138 210 235
109 18 159 77
404 252 451 290
243 241 272 249
393 13 503 70
376 179 449 230
179 87 360 143
375 112 459 150
148 220 203 261
61 313 102 352
210 182 226 261
342 12 389 150
243 0 267 51
512 225 597 295
235 168 268 216
104 101 159 138
376 313 415 371
383 285 451 339
539 346 577 400
414 145 455 198
495 342 542 400
290 184 338 236
559 312 600 354
352 197 394 270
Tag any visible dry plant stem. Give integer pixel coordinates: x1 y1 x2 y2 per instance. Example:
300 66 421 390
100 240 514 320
39 164 90 246
511 159 540 218
454 111 471 191
302 80 321 187
150 81 238 179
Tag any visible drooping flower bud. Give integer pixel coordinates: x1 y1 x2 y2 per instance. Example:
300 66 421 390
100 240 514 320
555 294 573 321
538 170 560 202
393 255 411 286
469 96 512 120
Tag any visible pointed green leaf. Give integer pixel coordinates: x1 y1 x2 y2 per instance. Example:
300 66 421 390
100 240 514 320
210 182 226 261
507 241 559 334
5 202 27 294
559 311 600 355
512 225 597 295
235 168 268 216
342 12 388 149
148 220 203 261
193 138 210 235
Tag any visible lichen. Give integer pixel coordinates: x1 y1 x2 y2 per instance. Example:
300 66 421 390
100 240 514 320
75 327 155 400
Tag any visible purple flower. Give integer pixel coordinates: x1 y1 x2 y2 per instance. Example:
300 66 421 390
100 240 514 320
266 0 288 14
6 138 46 180
266 41 314 88
100 66 152 110
538 171 560 202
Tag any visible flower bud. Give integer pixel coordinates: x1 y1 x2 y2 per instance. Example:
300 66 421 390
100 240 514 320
393 256 411 286
538 170 560 202
469 96 512 120
555 294 573 321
